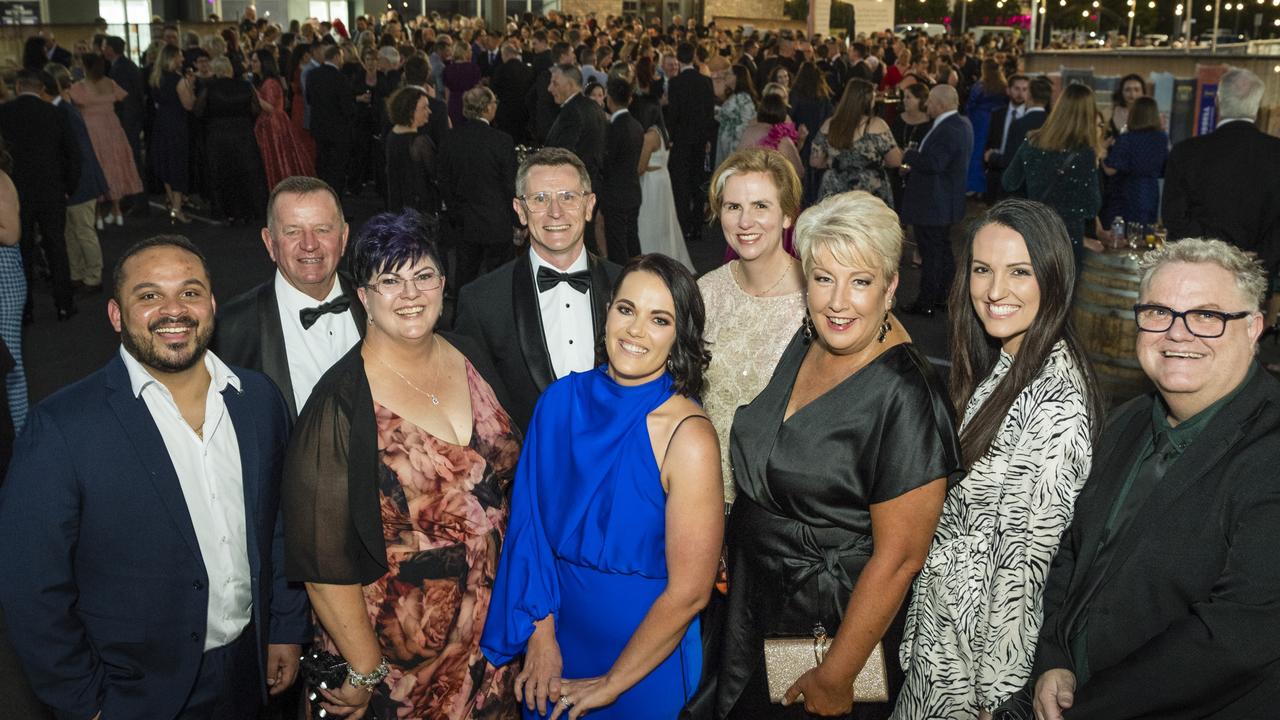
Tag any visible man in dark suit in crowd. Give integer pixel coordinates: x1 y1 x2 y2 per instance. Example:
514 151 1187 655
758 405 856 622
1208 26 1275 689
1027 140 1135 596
665 41 716 243
475 32 502 78
545 63 607 201
490 41 534 145
600 78 644 264
102 36 145 175
982 73 1029 204
737 38 759 79
438 87 519 289
453 148 621 431
900 84 973 317
42 31 72 67
1162 68 1280 272
986 76 1049 193
528 41 573 145
1032 238 1280 719
0 69 80 322
0 236 311 720
306 44 357 195
215 177 363 418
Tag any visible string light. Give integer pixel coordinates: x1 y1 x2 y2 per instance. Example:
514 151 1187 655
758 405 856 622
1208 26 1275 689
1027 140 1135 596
1082 8 1090 15
1092 1 1099 7
1128 9 1136 15
1149 0 1156 6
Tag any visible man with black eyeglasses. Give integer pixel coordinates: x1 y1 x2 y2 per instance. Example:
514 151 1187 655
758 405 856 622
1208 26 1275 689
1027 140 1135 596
453 148 621 431
1029 237 1280 719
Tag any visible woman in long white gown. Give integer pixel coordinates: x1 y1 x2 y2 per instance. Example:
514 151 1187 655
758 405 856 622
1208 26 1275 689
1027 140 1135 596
637 124 695 271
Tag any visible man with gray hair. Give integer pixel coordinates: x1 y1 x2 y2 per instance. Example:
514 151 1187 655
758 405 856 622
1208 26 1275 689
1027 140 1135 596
1163 67 1280 273
1031 237 1280 718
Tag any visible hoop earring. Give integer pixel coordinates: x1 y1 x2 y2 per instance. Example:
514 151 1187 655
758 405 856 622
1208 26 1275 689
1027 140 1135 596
877 311 891 344
802 313 814 343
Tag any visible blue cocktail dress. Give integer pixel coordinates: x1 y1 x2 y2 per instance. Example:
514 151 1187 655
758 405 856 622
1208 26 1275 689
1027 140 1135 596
481 367 701 719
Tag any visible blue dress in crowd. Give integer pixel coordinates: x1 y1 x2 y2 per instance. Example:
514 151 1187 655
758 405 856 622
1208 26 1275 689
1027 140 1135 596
481 368 701 719
965 86 1008 194
1102 128 1170 226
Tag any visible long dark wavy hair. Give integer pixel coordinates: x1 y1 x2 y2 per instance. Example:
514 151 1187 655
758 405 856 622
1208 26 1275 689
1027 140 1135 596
947 198 1104 469
595 254 711 399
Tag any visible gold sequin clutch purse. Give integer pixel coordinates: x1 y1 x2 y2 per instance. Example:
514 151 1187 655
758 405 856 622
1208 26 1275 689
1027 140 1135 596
763 624 889 704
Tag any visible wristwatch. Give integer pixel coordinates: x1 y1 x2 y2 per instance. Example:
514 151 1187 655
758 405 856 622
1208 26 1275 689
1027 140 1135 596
347 658 391 691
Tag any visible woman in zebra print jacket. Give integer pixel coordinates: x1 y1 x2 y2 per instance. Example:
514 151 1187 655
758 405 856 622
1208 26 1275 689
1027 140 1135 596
894 199 1106 720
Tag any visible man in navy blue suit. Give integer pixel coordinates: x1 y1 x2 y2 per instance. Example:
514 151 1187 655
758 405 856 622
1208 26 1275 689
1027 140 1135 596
0 236 310 720
900 84 974 317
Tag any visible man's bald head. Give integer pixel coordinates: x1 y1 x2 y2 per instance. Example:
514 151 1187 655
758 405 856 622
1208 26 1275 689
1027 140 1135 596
927 84 959 117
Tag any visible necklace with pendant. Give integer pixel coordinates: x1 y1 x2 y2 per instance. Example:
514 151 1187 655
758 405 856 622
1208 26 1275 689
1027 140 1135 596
374 337 442 405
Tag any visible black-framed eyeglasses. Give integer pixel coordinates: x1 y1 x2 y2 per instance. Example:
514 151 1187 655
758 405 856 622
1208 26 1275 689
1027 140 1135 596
366 270 443 295
518 190 587 213
1133 303 1252 339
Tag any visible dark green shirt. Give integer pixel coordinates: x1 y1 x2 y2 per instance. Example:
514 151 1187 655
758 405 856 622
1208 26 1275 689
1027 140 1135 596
1070 363 1257 683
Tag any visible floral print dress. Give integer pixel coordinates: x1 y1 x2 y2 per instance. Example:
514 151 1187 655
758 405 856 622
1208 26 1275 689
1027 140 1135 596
812 128 896 208
317 360 520 719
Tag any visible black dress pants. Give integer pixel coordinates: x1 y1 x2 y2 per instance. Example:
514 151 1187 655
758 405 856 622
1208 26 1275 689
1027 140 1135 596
913 223 954 307
669 143 705 240
314 136 350 196
19 203 73 316
603 204 641 265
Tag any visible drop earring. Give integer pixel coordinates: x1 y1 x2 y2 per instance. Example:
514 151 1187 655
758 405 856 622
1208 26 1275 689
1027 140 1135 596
877 310 891 343
802 312 814 342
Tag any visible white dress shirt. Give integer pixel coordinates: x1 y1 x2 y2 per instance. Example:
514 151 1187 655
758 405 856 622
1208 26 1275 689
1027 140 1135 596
274 272 361 411
999 103 1025 154
529 247 595 378
919 110 958 152
610 108 629 123
120 346 251 651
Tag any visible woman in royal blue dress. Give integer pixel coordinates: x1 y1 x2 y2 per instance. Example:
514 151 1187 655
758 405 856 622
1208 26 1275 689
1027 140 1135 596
482 254 724 719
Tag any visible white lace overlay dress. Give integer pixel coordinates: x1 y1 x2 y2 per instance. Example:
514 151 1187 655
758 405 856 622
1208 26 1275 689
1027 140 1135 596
697 264 806 503
895 341 1094 719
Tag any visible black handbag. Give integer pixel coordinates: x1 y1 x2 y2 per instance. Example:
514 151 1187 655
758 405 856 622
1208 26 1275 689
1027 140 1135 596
299 649 380 720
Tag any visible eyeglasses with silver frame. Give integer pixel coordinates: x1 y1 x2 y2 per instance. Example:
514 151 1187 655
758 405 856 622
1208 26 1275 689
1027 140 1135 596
366 270 443 295
1132 303 1252 339
518 189 587 213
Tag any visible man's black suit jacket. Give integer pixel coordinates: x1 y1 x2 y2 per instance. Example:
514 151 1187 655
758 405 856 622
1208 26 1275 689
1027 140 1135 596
0 94 80 209
213 274 367 418
601 110 644 212
1162 121 1280 271
107 55 146 144
545 93 607 192
437 120 517 247
988 108 1045 171
452 250 621 431
305 63 356 144
666 67 715 149
1031 365 1280 718
490 58 533 143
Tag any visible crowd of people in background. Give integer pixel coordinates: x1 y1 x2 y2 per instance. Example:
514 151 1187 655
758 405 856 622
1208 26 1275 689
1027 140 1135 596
1 6 1280 720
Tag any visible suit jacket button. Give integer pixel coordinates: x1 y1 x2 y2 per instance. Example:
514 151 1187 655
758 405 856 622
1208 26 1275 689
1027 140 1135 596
193 580 204 590
190 632 200 642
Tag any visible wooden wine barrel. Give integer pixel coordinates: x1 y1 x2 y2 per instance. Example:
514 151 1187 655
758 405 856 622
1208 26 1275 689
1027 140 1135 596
1071 248 1154 406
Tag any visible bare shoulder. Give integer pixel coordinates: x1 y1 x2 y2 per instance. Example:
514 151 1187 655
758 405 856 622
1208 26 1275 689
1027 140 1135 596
869 116 891 134
649 396 719 465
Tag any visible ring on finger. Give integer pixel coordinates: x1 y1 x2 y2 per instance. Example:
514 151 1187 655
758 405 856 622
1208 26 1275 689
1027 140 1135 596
559 696 574 708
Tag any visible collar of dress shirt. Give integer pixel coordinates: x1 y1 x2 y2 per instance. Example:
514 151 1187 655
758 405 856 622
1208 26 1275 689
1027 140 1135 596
274 270 346 323
932 109 958 125
17 91 42 100
1217 117 1255 129
610 108 628 122
51 95 63 105
1024 106 1046 115
680 63 695 72
119 344 241 399
529 243 588 279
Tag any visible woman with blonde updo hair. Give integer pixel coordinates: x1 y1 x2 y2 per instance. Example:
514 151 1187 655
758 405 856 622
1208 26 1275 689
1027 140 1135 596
704 190 961 719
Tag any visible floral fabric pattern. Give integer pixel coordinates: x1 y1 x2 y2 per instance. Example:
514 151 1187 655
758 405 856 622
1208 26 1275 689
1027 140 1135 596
316 360 519 719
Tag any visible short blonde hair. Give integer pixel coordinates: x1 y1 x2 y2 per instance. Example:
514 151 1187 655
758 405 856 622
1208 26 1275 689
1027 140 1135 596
1138 237 1267 313
794 190 902 282
209 56 233 78
708 148 802 224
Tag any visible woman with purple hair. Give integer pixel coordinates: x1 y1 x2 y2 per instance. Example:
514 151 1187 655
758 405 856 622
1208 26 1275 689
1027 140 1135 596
283 209 520 720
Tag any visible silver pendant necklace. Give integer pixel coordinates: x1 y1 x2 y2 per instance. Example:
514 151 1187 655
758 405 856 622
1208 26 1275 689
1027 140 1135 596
374 337 441 405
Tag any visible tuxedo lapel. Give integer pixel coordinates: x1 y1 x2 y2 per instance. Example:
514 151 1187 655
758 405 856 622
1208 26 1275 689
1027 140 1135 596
512 252 556 392
338 273 368 332
223 385 263 580
255 283 296 417
587 252 612 340
103 357 204 565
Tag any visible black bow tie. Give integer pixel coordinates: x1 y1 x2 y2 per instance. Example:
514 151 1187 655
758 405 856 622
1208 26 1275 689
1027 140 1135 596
536 266 592 294
299 295 352 329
